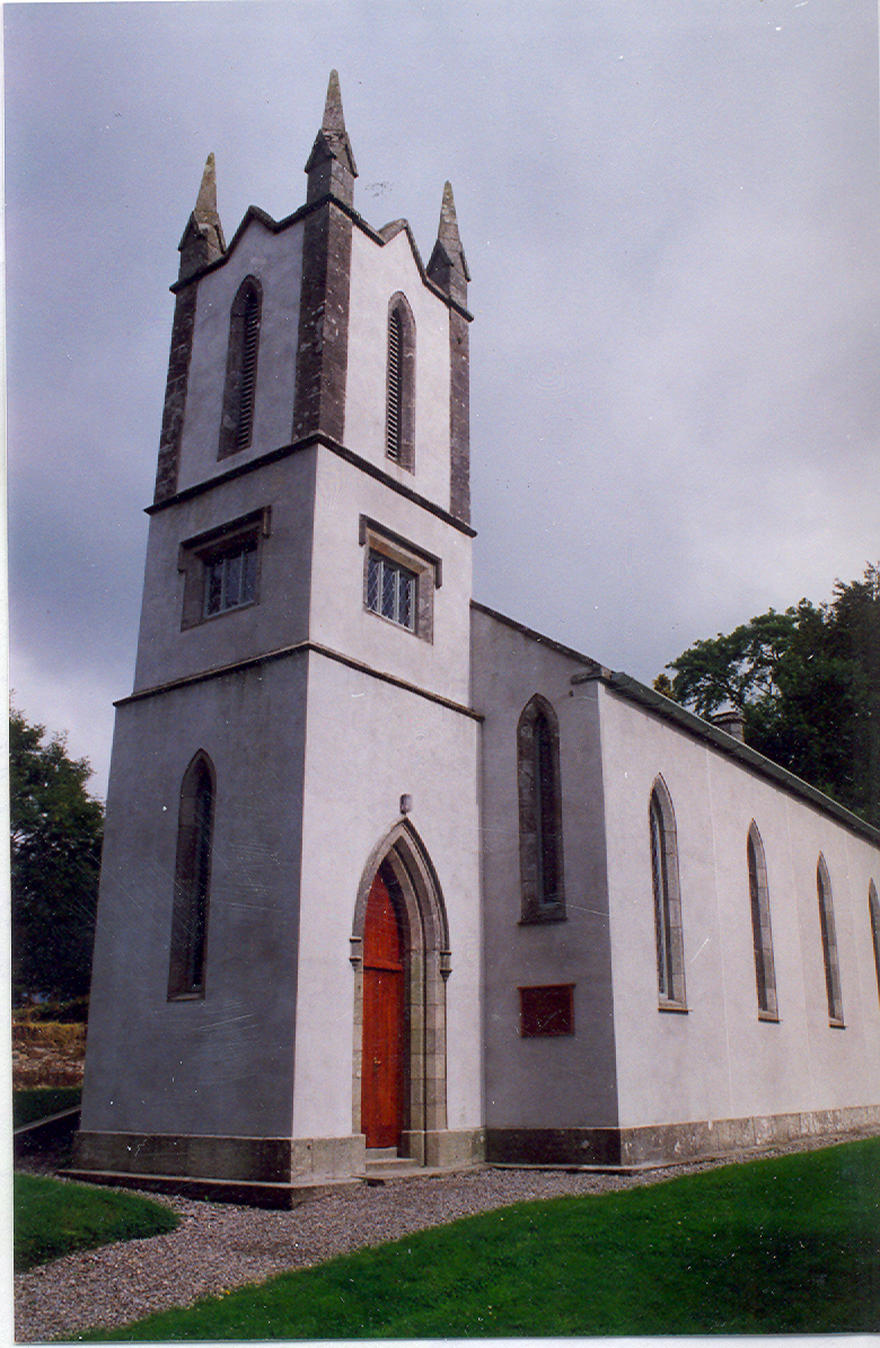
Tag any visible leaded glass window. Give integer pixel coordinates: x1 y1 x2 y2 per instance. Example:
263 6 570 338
817 855 844 1024
168 752 214 999
367 551 417 631
204 538 258 617
869 881 880 1007
747 824 778 1018
517 694 565 922
649 779 686 1008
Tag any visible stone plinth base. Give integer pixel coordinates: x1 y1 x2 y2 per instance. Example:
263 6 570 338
401 1128 485 1167
72 1130 366 1184
486 1104 880 1169
71 1126 485 1187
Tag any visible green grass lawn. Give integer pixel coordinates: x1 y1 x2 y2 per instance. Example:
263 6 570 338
13 1086 82 1129
82 1136 880 1340
14 1174 179 1272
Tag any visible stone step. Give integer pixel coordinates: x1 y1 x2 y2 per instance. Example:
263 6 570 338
60 1168 362 1210
365 1157 416 1173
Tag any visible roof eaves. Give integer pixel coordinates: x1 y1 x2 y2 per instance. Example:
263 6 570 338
575 667 880 845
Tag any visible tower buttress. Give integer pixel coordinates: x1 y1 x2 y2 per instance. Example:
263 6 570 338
293 71 356 442
427 181 470 309
177 153 226 282
155 154 226 503
304 69 358 208
427 182 471 523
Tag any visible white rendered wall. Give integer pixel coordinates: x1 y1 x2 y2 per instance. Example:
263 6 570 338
308 448 473 707
291 652 483 1140
175 216 304 494
81 657 308 1138
345 228 452 509
471 607 619 1131
597 684 880 1132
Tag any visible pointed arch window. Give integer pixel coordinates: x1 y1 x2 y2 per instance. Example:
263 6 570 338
517 695 565 923
219 276 262 458
167 752 215 999
868 881 880 1008
385 293 415 470
650 779 686 1009
747 823 778 1019
817 855 844 1025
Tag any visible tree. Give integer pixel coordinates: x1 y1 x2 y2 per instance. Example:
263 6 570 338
10 707 104 1003
656 565 880 826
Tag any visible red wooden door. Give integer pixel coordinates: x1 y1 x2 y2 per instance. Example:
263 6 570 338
361 873 405 1149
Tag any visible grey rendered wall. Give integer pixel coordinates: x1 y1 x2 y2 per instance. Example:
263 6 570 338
471 606 619 1130
80 655 308 1138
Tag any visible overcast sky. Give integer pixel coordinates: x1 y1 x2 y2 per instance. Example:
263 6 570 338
6 0 879 800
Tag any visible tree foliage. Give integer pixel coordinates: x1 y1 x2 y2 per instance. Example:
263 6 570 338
657 565 880 825
10 707 104 1002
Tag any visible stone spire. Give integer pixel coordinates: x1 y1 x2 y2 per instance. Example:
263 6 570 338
177 153 226 281
304 70 358 207
427 181 470 308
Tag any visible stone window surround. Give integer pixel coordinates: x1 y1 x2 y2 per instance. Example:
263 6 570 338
359 515 440 643
747 821 779 1021
517 694 566 924
178 506 272 631
650 775 688 1012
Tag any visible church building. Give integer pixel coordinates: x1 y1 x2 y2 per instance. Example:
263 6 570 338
74 75 880 1199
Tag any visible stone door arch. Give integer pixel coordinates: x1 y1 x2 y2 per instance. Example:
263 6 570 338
350 821 451 1162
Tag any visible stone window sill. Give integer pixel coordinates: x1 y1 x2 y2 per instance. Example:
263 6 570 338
518 909 567 926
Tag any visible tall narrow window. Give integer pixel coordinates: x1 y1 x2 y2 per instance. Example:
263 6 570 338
385 293 415 470
650 778 686 1008
517 695 565 922
747 823 778 1019
869 881 880 1007
817 854 844 1025
168 753 215 999
219 276 262 458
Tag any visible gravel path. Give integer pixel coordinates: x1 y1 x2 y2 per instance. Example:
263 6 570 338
14 1131 874 1342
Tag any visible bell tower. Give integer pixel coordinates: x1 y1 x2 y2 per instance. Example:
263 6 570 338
75 73 485 1193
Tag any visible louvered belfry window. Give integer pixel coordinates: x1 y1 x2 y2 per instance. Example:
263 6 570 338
386 309 403 460
236 287 260 452
385 295 415 469
219 276 262 459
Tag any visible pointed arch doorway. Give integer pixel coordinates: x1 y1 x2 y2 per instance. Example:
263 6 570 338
352 822 451 1163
